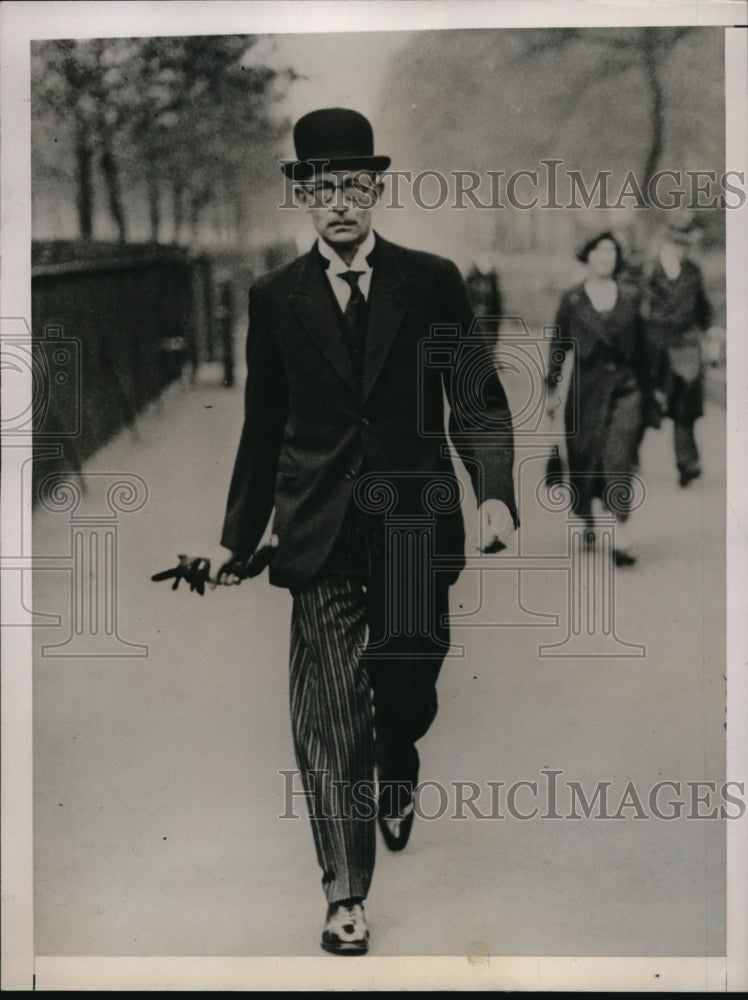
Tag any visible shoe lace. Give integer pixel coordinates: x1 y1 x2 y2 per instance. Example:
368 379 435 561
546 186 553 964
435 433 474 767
338 902 363 934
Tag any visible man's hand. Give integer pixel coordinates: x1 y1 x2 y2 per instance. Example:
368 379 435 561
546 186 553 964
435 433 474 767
203 545 245 585
214 531 278 585
215 552 248 586
476 499 515 553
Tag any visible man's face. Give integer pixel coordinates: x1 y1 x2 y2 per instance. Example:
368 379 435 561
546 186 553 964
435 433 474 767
297 170 383 253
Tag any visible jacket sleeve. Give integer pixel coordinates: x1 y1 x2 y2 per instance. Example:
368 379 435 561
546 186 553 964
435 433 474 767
220 281 289 555
547 292 572 393
641 271 668 392
630 291 652 395
438 260 518 527
693 265 713 331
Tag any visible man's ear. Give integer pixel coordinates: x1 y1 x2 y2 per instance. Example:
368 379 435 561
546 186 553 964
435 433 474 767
294 184 313 209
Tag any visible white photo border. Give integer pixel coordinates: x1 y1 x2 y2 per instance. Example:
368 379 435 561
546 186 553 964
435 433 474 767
2 0 746 991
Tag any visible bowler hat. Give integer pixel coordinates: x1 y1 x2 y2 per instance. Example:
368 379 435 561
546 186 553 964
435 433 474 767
281 108 391 181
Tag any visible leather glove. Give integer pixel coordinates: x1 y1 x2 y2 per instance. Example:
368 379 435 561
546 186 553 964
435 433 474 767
151 554 212 595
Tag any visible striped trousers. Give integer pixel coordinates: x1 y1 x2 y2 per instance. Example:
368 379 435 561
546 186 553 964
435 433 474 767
289 503 451 903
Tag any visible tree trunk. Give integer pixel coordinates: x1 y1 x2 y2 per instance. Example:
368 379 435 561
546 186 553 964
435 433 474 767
172 179 185 243
640 28 664 206
147 172 161 243
74 118 94 239
233 195 246 245
99 141 127 243
190 197 201 242
90 40 127 243
189 189 211 242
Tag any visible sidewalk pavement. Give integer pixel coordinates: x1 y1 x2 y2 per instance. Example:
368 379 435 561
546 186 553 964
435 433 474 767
32 358 726 958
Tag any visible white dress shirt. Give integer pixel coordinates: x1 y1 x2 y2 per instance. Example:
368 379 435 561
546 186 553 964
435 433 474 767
659 243 682 281
317 231 376 311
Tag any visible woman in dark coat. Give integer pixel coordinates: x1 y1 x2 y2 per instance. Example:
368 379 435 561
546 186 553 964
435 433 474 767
546 232 655 566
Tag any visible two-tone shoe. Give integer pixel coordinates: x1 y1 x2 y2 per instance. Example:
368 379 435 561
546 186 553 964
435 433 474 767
320 898 369 955
377 800 415 852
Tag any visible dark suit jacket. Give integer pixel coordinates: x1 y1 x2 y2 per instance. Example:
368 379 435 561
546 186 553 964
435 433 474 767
221 234 517 590
645 259 712 422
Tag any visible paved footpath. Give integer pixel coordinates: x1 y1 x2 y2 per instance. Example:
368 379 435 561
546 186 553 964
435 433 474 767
32 356 727 960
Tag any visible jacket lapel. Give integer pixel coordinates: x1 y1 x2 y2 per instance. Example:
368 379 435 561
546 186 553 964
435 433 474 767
289 247 358 393
580 282 617 352
362 237 413 402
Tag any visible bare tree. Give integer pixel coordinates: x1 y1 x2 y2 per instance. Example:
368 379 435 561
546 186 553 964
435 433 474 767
32 35 292 243
115 35 292 243
516 26 693 199
32 40 99 238
89 39 129 242
384 26 722 255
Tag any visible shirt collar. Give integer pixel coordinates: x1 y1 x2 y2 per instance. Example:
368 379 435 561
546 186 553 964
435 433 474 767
317 230 376 274
659 243 682 280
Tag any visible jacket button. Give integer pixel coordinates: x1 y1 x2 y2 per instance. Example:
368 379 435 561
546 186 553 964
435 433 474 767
360 417 370 427
344 470 355 480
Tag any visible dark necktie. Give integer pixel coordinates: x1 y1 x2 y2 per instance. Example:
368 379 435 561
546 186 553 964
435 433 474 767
339 270 367 371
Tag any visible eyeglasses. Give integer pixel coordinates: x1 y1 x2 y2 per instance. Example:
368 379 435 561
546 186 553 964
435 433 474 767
297 178 379 208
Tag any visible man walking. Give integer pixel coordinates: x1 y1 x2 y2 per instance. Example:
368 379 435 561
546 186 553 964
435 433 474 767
645 213 713 487
217 109 517 954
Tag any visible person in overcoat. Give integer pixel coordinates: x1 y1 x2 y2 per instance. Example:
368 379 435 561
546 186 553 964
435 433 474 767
216 109 518 954
644 215 713 487
546 231 655 566
465 261 503 339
